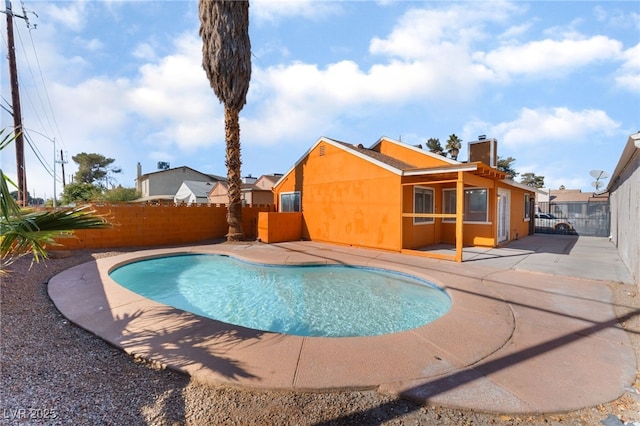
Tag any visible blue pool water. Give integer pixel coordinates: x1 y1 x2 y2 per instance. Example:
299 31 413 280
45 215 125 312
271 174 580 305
109 254 451 337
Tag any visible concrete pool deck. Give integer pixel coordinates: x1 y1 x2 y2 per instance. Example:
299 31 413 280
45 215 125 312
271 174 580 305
48 235 637 414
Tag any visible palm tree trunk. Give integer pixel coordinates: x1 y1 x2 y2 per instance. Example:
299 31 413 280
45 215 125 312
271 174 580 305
225 106 243 240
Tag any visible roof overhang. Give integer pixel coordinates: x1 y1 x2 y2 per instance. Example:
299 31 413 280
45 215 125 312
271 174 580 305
402 162 507 180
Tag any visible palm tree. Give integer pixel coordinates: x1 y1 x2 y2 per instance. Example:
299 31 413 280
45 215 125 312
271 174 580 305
426 138 445 156
199 0 252 241
0 129 110 275
445 134 462 160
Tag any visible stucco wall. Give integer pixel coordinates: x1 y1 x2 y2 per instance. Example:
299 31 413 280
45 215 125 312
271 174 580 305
275 142 403 251
609 146 640 285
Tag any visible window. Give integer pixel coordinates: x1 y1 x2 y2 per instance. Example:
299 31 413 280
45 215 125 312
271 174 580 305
280 192 300 212
443 189 456 222
443 188 489 222
466 188 488 222
524 193 531 220
414 187 434 224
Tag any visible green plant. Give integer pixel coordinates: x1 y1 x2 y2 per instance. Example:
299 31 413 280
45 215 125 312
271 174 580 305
0 129 110 274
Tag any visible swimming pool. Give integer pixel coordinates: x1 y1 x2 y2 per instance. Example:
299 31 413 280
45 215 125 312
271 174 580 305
109 254 451 337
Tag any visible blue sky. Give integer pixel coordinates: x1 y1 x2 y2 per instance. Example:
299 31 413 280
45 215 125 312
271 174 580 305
1 0 638 200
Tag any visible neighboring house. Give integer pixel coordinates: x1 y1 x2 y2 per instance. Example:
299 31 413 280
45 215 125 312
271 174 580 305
607 132 640 286
538 188 608 215
208 174 281 205
135 164 224 201
174 180 216 205
269 136 537 262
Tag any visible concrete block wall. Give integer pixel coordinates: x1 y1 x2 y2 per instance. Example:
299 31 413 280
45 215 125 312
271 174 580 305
52 203 274 250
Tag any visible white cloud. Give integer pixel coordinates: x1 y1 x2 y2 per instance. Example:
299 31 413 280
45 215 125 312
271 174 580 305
499 23 533 40
132 42 157 61
126 34 223 151
464 107 620 151
475 36 622 79
615 43 640 93
44 2 87 32
73 37 103 52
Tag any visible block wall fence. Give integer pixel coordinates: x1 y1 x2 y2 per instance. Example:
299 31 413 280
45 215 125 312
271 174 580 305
51 203 275 250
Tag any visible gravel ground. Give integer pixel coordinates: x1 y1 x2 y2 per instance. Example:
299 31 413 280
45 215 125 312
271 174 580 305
1 249 639 425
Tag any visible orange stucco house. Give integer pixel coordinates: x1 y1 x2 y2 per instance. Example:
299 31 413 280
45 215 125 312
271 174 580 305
259 136 536 262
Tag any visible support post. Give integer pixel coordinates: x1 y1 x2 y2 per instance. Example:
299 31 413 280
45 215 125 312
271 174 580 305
455 171 464 262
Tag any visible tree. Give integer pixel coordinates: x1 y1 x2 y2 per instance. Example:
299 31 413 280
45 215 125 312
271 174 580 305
0 129 110 275
445 134 462 160
497 156 518 180
426 138 445 156
520 172 545 188
61 182 102 204
72 152 120 187
98 186 141 202
199 0 252 241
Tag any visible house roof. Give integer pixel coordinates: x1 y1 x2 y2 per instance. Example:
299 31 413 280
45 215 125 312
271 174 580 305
546 188 608 202
178 180 216 197
331 139 416 170
256 174 283 187
138 165 225 182
370 136 460 165
606 132 640 192
274 136 538 194
207 180 272 197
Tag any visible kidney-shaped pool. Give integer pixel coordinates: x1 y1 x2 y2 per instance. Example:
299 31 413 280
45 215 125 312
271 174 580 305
109 254 451 337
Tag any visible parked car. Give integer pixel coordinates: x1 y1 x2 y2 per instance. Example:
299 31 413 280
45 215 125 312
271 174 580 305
535 213 574 233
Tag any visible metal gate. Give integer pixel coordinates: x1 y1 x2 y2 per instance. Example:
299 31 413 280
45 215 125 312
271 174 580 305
535 201 610 237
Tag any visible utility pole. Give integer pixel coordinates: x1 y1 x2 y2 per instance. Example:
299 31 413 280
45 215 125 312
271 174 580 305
4 0 28 205
60 150 67 186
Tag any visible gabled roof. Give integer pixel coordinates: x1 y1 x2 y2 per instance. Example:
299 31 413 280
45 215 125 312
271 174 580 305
370 136 460 165
179 180 216 197
255 174 283 188
274 136 481 189
208 180 272 197
275 136 420 186
607 132 640 192
331 139 416 170
138 165 225 182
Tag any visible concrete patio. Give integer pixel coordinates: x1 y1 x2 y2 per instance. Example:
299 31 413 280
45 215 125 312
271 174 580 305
47 234 637 414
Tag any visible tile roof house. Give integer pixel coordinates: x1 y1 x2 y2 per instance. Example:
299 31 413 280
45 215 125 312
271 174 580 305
264 136 537 262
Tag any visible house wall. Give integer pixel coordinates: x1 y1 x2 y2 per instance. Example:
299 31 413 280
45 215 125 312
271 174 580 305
208 183 228 204
275 142 403 251
246 190 274 205
414 178 534 247
496 181 534 242
50 203 272 250
258 212 302 243
609 139 640 286
143 167 215 197
401 184 438 249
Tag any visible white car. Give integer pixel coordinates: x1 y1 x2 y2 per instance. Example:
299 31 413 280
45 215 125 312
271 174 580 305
534 213 574 233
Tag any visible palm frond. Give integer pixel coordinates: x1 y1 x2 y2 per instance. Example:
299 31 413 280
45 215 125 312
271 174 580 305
1 128 112 274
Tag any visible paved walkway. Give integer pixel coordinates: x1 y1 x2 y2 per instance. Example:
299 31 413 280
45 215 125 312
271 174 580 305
48 235 637 414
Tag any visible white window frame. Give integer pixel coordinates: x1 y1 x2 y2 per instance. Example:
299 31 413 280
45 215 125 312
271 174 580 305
279 191 301 212
442 187 490 223
413 186 434 224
